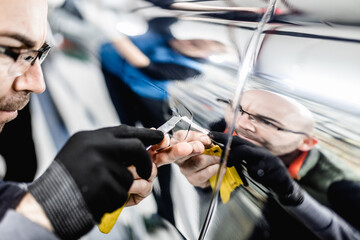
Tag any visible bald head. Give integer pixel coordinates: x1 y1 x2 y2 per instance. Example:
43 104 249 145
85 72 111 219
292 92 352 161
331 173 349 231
226 89 316 156
242 89 314 135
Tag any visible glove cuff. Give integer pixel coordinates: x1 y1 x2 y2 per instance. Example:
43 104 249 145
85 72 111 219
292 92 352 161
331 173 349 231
278 182 304 206
29 161 95 240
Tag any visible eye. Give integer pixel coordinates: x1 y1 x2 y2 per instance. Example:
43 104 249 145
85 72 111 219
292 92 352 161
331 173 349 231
248 115 257 122
260 119 277 128
22 54 36 62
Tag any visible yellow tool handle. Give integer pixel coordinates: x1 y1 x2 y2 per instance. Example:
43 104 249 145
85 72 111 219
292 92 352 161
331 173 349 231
209 166 243 203
204 145 244 203
98 195 129 233
203 145 222 157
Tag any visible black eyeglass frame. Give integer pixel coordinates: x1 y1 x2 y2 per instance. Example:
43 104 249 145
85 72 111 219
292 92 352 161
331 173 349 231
216 98 310 137
0 43 51 65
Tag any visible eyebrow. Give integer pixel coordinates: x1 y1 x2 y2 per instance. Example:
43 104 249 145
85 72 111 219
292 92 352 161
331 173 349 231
254 113 283 126
0 31 36 48
218 98 286 127
241 105 284 126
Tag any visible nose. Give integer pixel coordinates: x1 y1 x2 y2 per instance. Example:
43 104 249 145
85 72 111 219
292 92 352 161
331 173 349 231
13 61 46 94
236 113 256 132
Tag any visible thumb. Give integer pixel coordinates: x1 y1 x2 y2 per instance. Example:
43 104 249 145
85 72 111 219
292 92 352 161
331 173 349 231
111 125 164 146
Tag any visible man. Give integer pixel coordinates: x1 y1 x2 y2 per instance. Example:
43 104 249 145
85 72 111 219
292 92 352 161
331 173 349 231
176 89 359 206
171 89 360 239
172 89 360 239
0 1 207 239
209 132 360 240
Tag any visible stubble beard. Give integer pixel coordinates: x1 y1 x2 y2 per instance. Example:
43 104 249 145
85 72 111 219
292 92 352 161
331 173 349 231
0 92 30 134
0 92 30 111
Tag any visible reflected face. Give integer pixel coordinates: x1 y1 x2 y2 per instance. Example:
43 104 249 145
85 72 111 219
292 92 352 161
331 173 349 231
226 90 313 156
0 0 47 132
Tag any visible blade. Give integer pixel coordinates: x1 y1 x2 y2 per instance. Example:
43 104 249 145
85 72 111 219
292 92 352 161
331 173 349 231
146 116 182 151
157 115 182 134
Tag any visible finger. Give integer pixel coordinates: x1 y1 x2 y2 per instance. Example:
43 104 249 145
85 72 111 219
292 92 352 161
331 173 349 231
149 163 158 181
184 164 220 188
126 195 145 207
127 163 158 183
208 131 228 145
126 194 147 207
126 179 154 206
116 138 152 179
137 129 164 146
148 134 171 152
129 179 153 197
152 141 205 167
112 125 164 146
178 155 220 174
107 166 134 195
209 131 253 147
173 130 212 146
127 166 138 179
172 130 190 143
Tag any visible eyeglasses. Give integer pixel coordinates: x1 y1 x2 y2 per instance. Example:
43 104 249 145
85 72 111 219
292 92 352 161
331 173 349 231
0 43 51 77
217 98 310 137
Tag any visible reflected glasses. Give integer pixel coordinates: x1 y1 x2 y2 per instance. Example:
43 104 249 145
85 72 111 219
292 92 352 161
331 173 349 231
0 43 51 77
217 98 310 137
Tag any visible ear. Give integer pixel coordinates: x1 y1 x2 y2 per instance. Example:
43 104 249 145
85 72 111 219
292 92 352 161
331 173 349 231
298 137 318 151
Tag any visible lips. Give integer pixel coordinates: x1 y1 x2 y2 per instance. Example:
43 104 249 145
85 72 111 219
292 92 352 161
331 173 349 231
235 131 262 146
0 108 19 113
0 109 18 112
239 134 257 143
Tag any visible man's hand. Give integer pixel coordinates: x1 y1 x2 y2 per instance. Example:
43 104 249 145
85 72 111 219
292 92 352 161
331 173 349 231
150 130 219 188
179 154 220 188
210 131 304 206
28 125 164 239
149 130 211 165
126 163 158 206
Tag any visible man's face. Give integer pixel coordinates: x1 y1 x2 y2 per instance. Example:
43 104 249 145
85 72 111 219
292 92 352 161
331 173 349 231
0 0 47 132
226 90 309 156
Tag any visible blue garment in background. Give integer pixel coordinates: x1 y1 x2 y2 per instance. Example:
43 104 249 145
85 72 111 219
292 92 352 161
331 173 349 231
100 30 202 100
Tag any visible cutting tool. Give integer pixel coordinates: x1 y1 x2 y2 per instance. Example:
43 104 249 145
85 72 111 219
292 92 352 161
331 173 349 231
146 115 182 151
99 115 182 233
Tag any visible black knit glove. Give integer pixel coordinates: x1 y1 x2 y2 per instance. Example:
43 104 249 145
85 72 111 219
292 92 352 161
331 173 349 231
29 125 163 239
138 62 201 80
210 131 304 206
